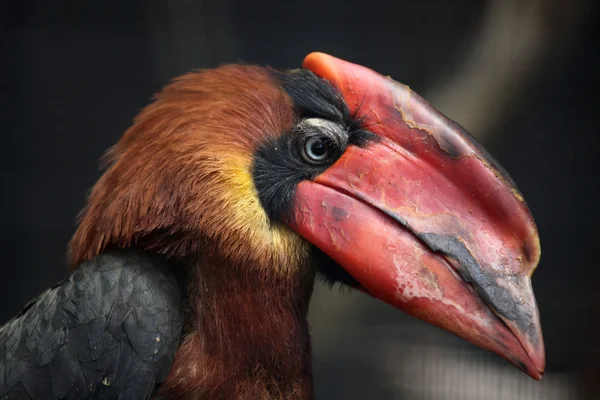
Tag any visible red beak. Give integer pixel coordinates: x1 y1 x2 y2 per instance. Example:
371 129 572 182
290 53 545 379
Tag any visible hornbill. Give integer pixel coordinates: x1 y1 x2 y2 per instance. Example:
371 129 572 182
0 53 544 399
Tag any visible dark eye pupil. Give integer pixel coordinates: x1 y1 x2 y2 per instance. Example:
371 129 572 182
311 140 326 157
304 136 331 163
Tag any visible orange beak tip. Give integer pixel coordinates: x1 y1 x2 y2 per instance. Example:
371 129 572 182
303 52 344 84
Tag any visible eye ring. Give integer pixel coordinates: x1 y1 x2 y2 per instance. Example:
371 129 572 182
302 136 333 165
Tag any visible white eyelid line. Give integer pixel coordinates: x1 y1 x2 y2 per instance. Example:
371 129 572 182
298 118 348 148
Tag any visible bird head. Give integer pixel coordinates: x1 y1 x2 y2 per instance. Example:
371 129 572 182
69 53 544 379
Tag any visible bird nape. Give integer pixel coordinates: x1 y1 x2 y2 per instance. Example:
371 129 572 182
0 53 544 400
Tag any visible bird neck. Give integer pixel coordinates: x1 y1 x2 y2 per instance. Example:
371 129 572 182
159 253 316 399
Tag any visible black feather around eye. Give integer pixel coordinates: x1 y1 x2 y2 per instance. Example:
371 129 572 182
271 69 348 124
253 69 379 224
349 128 378 147
272 69 378 148
253 132 324 223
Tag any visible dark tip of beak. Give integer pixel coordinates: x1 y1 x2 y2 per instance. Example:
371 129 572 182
417 232 545 375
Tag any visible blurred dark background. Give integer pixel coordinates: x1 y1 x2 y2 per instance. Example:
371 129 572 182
1 0 598 399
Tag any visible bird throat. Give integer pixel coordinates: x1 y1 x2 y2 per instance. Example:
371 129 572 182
158 253 316 399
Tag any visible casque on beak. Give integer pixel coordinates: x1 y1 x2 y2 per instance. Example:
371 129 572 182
289 53 545 379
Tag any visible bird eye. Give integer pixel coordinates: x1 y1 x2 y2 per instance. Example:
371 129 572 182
302 136 333 164
296 118 346 165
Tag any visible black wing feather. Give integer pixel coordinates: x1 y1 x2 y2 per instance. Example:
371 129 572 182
0 249 183 400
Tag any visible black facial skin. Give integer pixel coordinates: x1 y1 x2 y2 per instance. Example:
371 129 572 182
253 69 375 222
252 69 376 288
